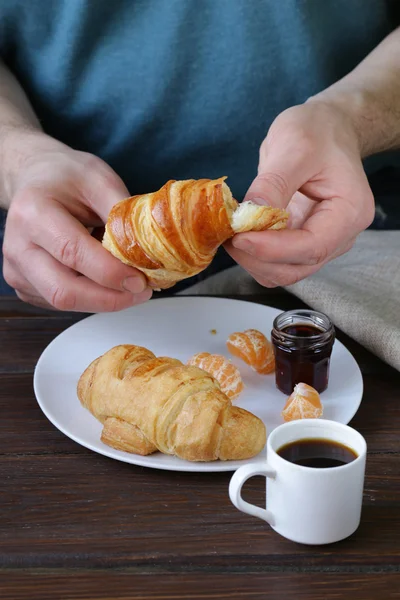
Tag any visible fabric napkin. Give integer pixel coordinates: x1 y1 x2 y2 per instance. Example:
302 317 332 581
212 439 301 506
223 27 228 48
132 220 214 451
177 231 400 371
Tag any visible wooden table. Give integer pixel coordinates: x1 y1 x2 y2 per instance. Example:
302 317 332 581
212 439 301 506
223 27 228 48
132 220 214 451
0 293 399 600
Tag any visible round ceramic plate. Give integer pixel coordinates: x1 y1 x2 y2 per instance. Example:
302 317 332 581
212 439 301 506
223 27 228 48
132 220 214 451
34 297 363 472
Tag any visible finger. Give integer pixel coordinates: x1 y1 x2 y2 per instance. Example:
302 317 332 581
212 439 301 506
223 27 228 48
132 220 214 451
231 198 362 266
4 256 62 308
15 290 57 310
23 246 153 313
246 264 322 289
225 245 318 285
29 199 148 293
2 256 43 298
6 251 146 312
3 258 54 310
226 237 355 288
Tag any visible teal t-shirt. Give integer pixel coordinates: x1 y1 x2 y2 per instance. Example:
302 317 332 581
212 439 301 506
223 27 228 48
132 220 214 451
0 0 397 199
0 0 399 294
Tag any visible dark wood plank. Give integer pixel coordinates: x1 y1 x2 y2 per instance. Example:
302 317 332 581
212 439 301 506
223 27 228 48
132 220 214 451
0 374 82 455
1 372 399 455
0 328 73 374
0 454 398 570
0 312 84 374
349 373 400 453
0 296 81 373
0 573 399 600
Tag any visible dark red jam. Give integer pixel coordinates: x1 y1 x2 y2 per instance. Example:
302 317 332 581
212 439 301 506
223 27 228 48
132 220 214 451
281 324 324 337
271 310 335 395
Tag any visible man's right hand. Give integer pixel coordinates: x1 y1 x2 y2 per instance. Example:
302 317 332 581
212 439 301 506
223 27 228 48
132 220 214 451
2 131 152 312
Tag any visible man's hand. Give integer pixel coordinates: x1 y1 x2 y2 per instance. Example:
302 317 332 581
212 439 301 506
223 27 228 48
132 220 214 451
227 25 400 288
2 131 152 311
225 101 375 287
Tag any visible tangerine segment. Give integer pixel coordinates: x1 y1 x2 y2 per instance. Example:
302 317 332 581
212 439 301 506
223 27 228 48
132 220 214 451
187 352 244 401
226 329 275 374
281 383 323 422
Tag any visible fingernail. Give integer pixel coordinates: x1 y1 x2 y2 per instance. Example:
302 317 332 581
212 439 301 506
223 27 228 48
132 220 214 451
232 237 254 254
247 197 270 206
123 276 147 294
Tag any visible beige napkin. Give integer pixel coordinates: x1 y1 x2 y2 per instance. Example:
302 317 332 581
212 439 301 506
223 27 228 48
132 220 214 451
178 231 400 371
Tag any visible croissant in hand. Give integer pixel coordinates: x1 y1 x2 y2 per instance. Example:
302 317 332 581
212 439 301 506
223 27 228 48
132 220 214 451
77 344 266 462
103 177 288 289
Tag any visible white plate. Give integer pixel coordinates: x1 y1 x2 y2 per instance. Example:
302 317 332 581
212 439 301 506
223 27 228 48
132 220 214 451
34 297 363 472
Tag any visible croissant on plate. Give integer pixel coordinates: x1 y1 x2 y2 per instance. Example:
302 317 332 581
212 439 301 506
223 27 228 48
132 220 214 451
103 177 288 289
77 344 266 462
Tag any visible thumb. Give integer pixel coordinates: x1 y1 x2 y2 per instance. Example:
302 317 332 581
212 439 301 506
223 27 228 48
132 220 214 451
245 147 313 209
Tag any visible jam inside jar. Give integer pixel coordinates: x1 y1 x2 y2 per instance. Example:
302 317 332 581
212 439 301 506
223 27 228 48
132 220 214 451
271 309 335 395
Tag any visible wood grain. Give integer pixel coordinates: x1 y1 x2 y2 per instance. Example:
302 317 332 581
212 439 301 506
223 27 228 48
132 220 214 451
0 573 399 600
0 453 399 570
0 374 80 455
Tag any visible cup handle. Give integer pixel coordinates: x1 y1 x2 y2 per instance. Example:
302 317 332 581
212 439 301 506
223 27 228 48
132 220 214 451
229 463 276 526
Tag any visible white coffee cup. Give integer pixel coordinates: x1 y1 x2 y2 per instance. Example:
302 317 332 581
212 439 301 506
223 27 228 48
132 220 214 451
229 419 367 545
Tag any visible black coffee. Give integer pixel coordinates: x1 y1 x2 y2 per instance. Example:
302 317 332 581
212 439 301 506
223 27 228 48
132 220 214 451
277 438 358 468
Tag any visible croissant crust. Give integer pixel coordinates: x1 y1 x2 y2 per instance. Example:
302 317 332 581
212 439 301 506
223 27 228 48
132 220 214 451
77 344 266 462
103 177 288 289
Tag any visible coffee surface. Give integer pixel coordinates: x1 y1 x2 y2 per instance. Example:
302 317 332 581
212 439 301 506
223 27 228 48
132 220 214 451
277 438 358 468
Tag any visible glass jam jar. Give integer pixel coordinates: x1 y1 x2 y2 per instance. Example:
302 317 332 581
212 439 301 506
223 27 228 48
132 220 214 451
271 309 335 395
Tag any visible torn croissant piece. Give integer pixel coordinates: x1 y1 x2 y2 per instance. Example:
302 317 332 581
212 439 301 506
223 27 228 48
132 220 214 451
77 344 266 462
103 177 288 289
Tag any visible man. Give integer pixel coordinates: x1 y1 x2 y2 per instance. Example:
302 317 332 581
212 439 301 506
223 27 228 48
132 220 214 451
0 0 399 311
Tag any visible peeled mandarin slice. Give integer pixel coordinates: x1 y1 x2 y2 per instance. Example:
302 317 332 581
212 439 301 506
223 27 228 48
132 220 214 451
281 383 323 422
187 352 244 401
226 329 275 374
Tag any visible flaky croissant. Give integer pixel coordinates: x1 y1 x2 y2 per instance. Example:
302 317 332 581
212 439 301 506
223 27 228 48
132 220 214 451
103 177 288 289
77 344 266 462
